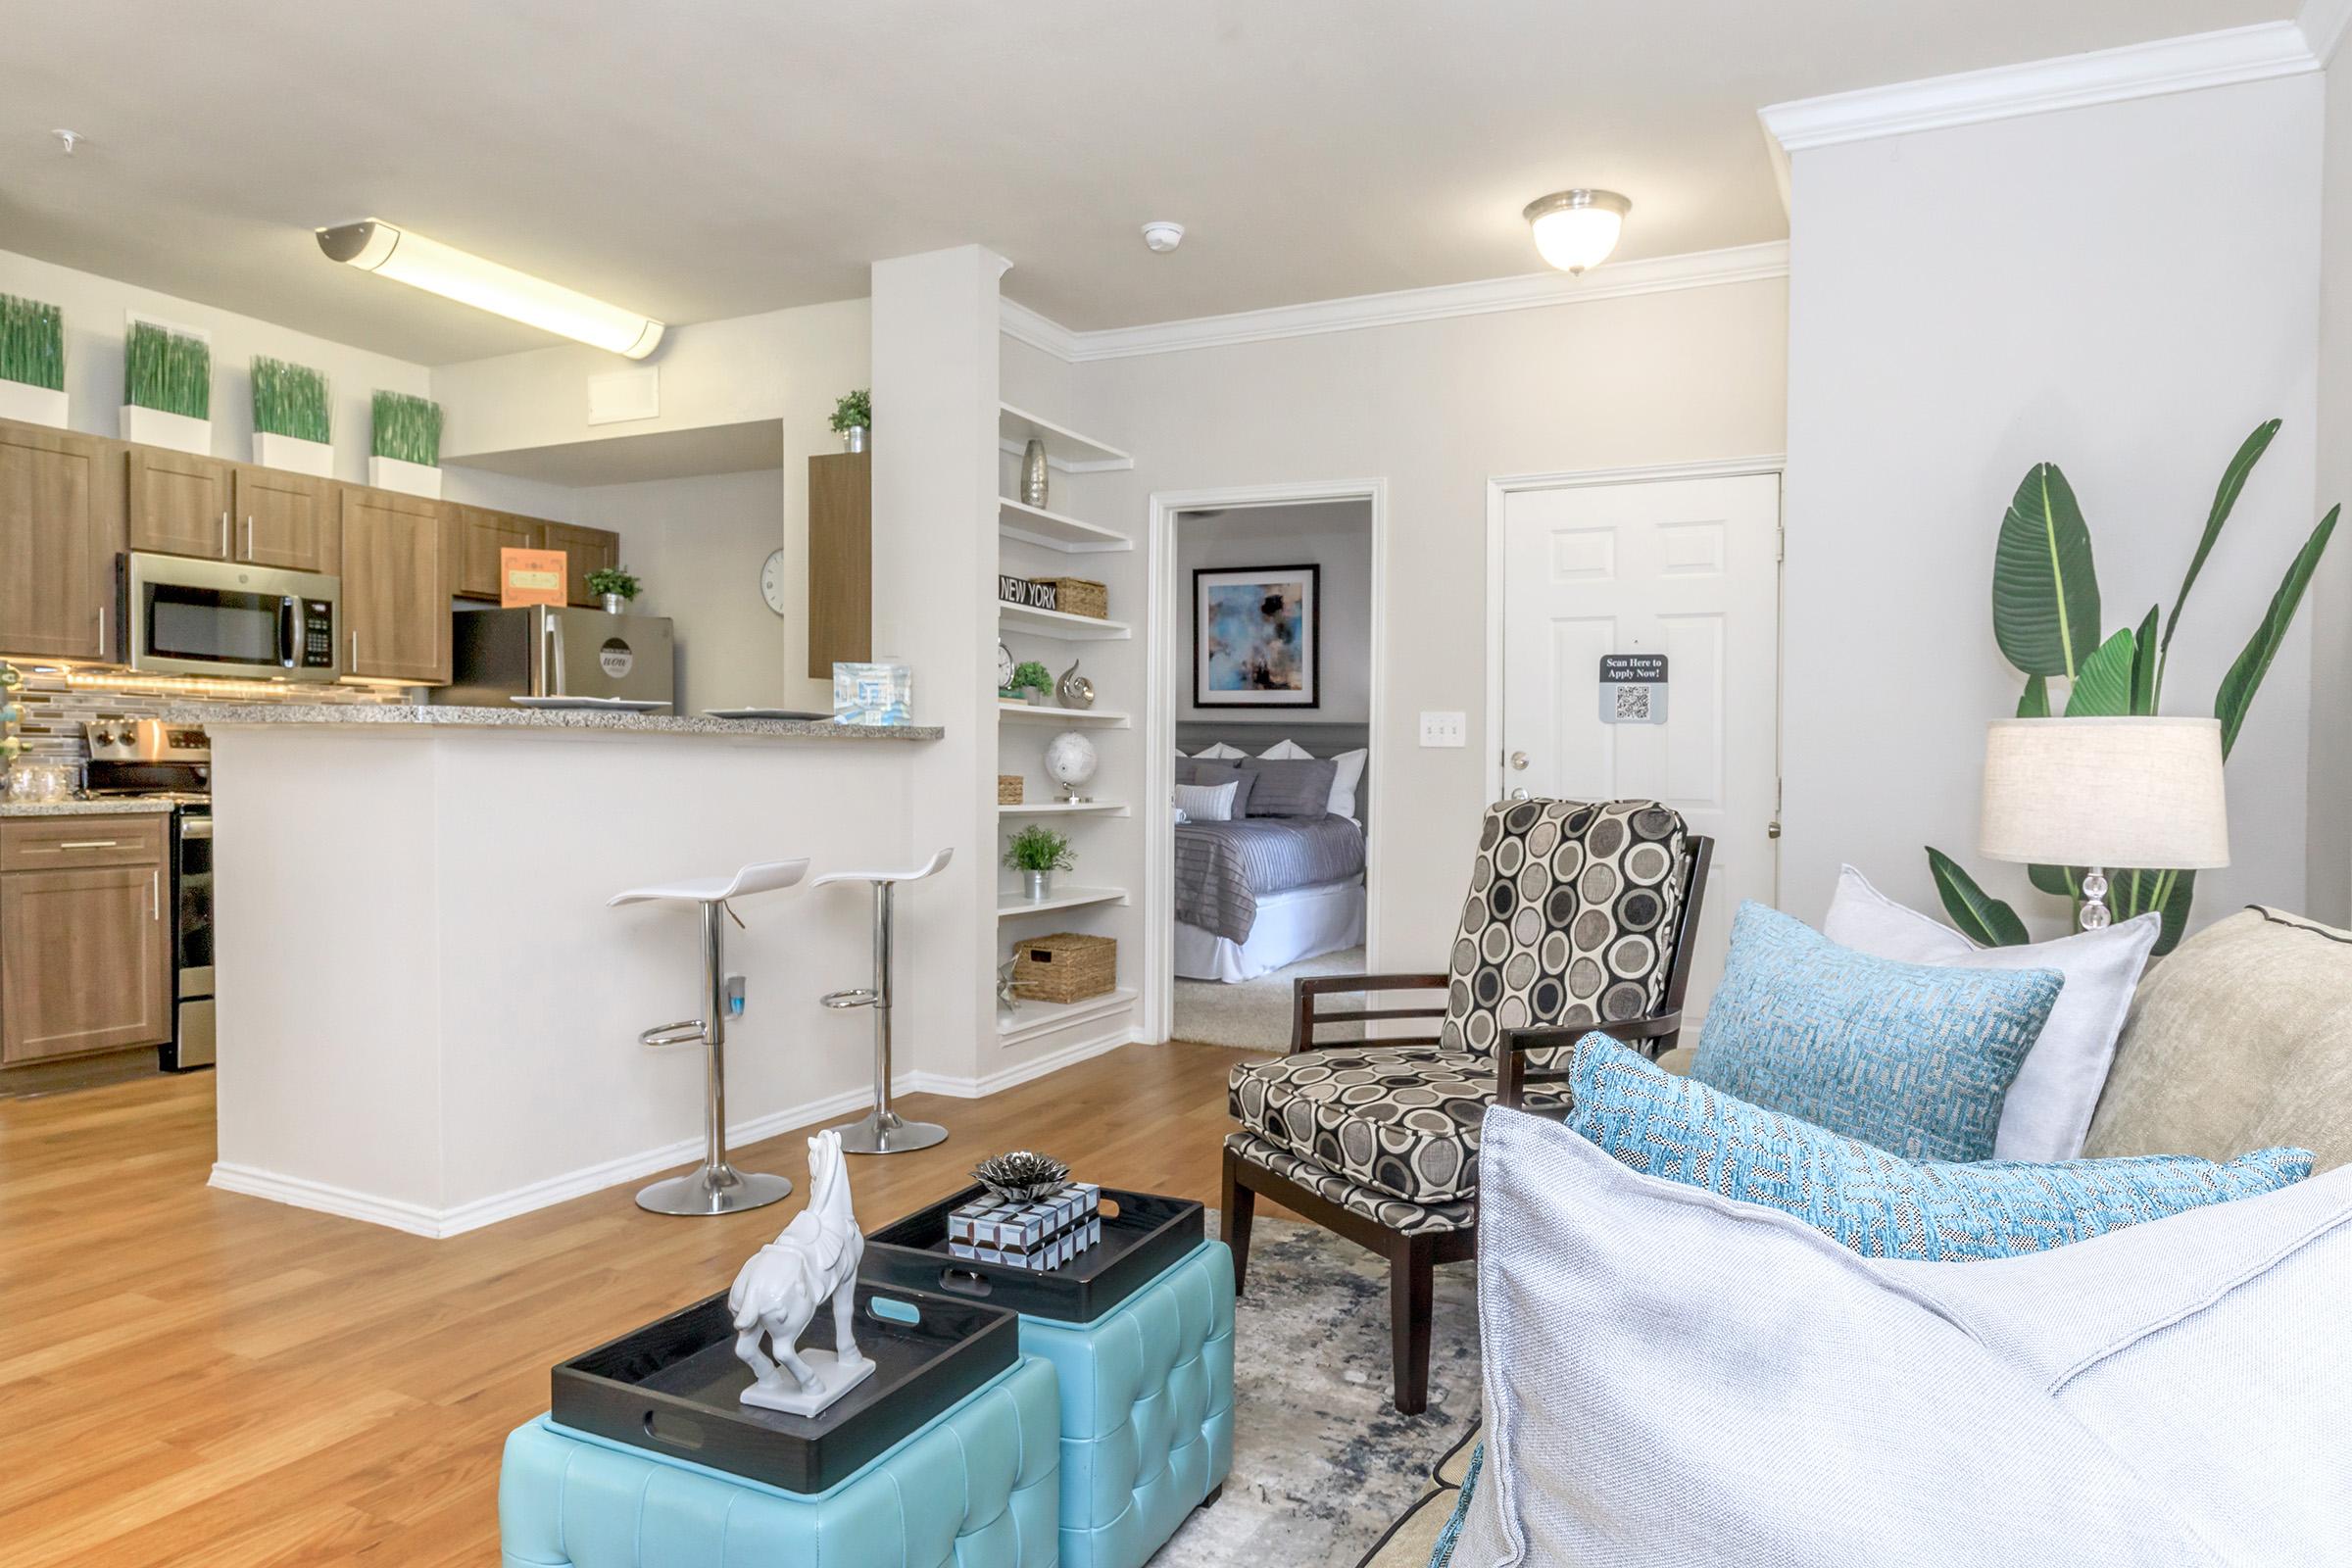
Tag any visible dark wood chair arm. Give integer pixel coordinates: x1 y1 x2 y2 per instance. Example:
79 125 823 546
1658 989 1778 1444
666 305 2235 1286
1290 972 1450 1053
1495 1012 1686 1108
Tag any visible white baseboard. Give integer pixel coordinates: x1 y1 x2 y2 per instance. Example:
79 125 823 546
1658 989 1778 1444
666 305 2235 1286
207 1164 450 1237
901 1023 1143 1099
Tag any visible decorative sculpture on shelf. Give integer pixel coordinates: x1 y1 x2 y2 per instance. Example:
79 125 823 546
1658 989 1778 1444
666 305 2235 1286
1054 658 1096 710
730 1129 873 1416
972 1149 1071 1203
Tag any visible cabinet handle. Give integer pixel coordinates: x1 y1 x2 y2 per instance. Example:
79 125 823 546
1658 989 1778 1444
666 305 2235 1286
58 839 122 850
97 603 108 659
244 515 254 559
220 510 230 557
151 868 161 921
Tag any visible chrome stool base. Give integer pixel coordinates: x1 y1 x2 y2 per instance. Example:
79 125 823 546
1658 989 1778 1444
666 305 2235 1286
831 1108 949 1155
636 1166 795 1217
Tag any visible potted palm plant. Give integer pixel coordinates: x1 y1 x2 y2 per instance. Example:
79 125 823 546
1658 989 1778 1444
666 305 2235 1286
251 356 333 475
1004 824 1075 903
370 391 443 498
831 387 870 453
0 294 66 428
587 566 641 614
122 318 213 454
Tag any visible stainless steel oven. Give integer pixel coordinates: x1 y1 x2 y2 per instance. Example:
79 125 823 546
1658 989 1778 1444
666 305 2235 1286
84 720 215 1071
122 553 342 682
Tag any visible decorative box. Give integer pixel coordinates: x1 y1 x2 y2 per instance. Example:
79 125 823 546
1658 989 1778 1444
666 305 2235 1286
947 1182 1102 1271
1034 576 1107 618
999 773 1024 805
833 659 911 726
1012 931 1116 1004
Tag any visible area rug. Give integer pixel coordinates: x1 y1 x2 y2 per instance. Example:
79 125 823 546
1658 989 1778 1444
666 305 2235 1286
1158 1213 1481 1565
1171 947 1368 1050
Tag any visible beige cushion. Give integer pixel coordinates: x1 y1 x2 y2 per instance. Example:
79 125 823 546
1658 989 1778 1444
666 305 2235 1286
2085 908 2352 1171
1357 1424 1483 1568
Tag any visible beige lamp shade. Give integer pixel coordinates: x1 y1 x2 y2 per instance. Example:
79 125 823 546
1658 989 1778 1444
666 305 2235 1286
1980 717 2230 870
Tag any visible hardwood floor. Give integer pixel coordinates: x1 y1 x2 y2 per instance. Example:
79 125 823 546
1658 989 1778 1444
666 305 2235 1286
0 1041 1261 1565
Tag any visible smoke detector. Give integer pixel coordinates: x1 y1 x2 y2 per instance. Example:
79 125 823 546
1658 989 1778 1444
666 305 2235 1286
1141 221 1186 254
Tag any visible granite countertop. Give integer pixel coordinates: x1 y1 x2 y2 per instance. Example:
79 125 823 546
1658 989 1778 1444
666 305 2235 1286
156 704 944 742
0 798 177 817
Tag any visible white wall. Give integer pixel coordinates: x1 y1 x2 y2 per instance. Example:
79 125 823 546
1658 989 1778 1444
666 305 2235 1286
1175 500 1373 726
574 469 788 712
1782 76 2325 935
2312 53 2352 927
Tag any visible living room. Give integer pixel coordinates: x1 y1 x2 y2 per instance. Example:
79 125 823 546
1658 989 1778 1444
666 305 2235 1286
2 4 2348 1564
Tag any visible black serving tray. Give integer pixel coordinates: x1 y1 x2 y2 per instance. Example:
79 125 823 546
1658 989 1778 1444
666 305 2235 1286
551 1278 1016 1494
864 1186 1204 1324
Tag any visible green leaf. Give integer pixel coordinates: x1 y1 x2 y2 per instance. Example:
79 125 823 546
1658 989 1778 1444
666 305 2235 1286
2063 626 2136 717
2015 675 2049 719
2163 420 2279 663
2151 869 2197 956
2215 505 2339 757
2127 605 2159 715
1993 463 2102 679
1927 848 2031 947
2028 862 2078 898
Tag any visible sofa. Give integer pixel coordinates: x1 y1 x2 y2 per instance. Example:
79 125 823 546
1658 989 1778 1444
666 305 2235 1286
1357 905 2352 1566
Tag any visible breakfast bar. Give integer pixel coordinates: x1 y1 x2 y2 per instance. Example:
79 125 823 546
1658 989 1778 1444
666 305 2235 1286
173 704 948 1237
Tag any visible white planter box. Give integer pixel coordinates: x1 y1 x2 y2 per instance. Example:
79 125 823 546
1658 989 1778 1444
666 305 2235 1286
122 405 213 456
0 381 67 429
253 432 334 477
369 455 442 498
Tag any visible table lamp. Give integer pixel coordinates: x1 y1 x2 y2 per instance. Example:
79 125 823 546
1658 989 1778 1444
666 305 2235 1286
1979 716 2230 929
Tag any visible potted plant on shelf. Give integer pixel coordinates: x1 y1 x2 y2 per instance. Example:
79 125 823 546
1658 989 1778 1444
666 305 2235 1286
587 566 641 614
251 356 333 475
122 318 213 455
1004 824 1075 903
831 387 870 453
1009 660 1055 706
0 294 66 428
370 390 443 498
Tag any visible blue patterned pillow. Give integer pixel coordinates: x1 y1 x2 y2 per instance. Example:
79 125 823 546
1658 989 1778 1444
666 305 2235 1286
1567 1033 2313 1260
1690 902 2062 1161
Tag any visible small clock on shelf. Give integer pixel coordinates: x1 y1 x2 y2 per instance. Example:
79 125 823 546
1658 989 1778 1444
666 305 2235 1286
997 640 1016 693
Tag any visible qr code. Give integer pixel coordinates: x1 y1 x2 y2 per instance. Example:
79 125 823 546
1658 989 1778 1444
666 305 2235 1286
1613 684 1651 721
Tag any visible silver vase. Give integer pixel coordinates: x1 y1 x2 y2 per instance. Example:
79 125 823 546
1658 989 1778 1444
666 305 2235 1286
1022 868 1052 902
843 424 867 454
601 593 626 614
1020 438 1049 509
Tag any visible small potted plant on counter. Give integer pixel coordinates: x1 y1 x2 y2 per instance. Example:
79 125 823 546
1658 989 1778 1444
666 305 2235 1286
251 356 333 475
122 318 213 454
0 293 66 428
1009 660 1054 706
831 387 870 453
1004 824 1075 903
587 565 641 614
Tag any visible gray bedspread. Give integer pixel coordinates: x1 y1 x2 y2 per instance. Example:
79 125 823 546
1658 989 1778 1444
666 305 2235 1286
1174 814 1365 944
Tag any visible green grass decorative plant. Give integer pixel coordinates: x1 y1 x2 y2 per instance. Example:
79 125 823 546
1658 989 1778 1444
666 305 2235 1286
124 320 210 417
585 566 640 601
251 357 330 442
1003 824 1075 874
830 387 871 433
1928 419 2339 954
371 391 442 466
0 295 64 391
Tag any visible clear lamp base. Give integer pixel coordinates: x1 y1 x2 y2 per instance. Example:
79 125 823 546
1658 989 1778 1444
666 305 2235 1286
2079 867 2113 930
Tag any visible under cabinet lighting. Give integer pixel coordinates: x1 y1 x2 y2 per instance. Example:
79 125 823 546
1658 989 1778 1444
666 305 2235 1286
1523 189 1631 275
316 220 664 359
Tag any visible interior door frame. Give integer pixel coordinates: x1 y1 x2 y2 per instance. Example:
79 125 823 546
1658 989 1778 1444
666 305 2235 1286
1483 453 1788 833
1143 478 1389 1046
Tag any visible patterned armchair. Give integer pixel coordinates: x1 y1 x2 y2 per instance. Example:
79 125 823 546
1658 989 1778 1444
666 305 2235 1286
1220 798 1712 1413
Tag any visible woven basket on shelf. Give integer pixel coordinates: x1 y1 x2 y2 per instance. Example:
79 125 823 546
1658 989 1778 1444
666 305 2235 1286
1011 932 1117 1004
1033 577 1106 618
998 774 1024 805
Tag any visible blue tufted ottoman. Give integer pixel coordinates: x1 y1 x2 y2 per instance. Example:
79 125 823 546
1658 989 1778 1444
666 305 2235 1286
499 1354 1060 1568
1016 1241 1236 1568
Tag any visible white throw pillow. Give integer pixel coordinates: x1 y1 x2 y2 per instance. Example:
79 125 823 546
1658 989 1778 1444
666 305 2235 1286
1452 1106 2351 1568
1255 738 1311 760
1254 738 1368 819
1824 865 2158 1162
1191 743 1247 760
1172 780 1239 822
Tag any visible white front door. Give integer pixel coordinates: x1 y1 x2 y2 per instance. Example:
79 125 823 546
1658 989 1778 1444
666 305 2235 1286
1498 471 1781 1018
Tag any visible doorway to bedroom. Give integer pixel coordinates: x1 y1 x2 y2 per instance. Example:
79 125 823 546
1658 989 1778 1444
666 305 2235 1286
1150 490 1379 1049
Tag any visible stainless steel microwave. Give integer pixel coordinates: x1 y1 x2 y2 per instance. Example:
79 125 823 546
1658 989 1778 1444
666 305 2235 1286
123 553 343 682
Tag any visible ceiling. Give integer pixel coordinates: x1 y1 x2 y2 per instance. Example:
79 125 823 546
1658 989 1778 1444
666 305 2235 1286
0 0 2289 364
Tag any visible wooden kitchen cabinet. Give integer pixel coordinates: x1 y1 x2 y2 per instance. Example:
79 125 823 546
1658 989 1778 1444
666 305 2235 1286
808 451 871 667
231 465 338 574
127 446 235 560
452 506 544 600
0 420 124 662
539 521 619 607
341 487 451 683
0 815 172 1062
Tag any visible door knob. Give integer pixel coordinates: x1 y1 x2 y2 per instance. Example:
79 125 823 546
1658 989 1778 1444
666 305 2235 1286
1509 751 1529 771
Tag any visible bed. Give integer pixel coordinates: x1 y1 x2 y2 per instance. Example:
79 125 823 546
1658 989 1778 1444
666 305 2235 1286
1172 722 1368 982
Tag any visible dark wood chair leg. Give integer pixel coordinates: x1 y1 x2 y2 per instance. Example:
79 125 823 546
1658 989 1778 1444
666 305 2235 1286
1390 1233 1435 1416
1221 1147 1257 1298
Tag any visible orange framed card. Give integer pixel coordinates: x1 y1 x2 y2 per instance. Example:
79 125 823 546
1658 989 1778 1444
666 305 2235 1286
501 548 569 608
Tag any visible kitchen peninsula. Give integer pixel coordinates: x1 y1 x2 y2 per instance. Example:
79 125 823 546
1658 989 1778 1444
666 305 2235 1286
174 704 950 1237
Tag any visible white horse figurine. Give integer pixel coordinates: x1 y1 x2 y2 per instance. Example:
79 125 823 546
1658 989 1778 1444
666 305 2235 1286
729 1129 872 1415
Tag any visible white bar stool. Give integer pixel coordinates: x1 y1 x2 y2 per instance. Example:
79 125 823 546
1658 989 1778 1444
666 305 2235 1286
610 858 808 1215
816 848 953 1154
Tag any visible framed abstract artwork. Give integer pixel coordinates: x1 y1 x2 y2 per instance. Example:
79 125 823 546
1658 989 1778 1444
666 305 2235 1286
1193 564 1320 708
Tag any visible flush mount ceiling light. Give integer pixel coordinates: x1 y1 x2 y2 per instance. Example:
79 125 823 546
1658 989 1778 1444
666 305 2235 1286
1141 220 1186 253
1523 189 1631 275
315 219 664 359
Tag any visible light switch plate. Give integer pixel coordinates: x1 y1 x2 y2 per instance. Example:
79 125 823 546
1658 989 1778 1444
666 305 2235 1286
1419 710 1467 747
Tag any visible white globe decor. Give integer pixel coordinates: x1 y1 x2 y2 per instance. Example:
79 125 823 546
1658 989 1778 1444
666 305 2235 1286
1044 730 1099 803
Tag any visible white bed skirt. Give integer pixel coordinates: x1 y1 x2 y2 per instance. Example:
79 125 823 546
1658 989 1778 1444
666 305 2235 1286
1175 875 1367 983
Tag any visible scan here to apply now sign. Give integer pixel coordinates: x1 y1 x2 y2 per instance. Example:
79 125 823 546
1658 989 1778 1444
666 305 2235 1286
1598 654 1668 724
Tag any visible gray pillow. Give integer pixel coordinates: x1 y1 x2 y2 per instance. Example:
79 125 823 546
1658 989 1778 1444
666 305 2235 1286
1239 757 1336 818
1175 757 1255 814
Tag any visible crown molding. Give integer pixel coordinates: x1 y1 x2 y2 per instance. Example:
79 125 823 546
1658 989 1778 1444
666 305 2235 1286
1760 22 2319 155
2301 0 2352 64
999 241 1788 364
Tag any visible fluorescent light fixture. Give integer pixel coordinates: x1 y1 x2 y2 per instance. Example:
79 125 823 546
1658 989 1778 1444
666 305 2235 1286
316 219 664 359
1523 189 1631 275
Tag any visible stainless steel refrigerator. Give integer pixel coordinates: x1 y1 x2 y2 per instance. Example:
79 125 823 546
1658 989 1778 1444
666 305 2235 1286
433 605 676 708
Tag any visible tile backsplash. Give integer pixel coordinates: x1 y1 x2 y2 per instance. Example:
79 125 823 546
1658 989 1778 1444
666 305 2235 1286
10 670 411 767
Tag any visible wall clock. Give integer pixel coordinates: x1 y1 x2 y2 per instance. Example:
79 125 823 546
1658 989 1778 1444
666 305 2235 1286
760 548 789 616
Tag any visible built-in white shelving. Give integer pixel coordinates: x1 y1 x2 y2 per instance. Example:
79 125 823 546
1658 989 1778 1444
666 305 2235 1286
997 701 1131 726
997 986 1141 1046
998 801 1129 817
999 497 1132 554
999 602 1133 641
996 885 1129 918
999 403 1133 472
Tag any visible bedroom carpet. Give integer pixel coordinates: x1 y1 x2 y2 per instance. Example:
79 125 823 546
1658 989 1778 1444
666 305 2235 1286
1172 947 1366 1049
